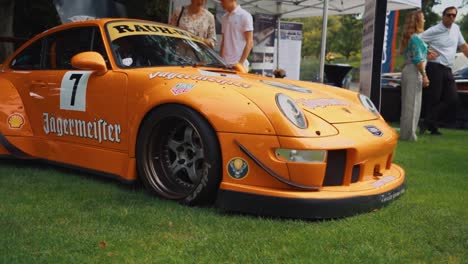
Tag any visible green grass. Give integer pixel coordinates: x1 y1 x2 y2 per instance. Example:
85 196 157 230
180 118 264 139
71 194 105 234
1 128 467 263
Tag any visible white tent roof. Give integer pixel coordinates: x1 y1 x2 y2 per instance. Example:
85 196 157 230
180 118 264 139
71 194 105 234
237 0 420 18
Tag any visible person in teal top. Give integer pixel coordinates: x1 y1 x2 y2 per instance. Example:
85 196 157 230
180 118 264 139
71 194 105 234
399 10 430 141
404 34 428 65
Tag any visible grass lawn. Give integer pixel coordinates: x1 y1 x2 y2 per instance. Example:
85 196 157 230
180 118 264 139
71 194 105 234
1 128 467 263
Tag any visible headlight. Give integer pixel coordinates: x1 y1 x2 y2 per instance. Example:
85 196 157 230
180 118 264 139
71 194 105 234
275 93 307 129
275 149 327 163
358 94 379 116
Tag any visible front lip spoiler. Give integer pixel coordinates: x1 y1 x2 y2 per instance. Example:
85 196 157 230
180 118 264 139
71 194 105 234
235 140 320 190
216 181 406 219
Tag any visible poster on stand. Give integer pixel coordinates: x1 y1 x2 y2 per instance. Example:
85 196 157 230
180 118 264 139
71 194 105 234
276 22 303 80
250 13 276 77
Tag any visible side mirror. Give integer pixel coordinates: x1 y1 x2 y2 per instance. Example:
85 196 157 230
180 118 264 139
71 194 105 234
233 63 247 73
71 51 107 75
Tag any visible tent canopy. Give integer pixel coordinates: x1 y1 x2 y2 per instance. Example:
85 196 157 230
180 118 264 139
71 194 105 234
236 0 421 18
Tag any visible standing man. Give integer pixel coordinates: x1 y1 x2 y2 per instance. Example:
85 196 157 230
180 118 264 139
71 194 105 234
219 0 253 71
420 6 468 135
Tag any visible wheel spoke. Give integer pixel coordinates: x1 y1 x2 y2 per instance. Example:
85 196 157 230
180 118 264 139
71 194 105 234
167 138 181 153
183 126 195 145
193 148 204 161
169 160 185 175
186 163 199 183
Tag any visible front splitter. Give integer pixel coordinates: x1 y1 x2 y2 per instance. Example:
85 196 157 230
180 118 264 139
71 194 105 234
216 181 406 219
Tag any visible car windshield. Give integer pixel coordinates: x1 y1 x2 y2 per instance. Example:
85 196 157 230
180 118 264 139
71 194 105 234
106 21 227 69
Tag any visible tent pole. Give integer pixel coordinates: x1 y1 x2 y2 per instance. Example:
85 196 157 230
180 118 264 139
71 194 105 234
318 0 329 83
276 1 281 70
276 17 281 70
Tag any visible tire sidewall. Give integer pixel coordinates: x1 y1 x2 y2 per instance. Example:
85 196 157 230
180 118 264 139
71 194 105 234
136 104 222 205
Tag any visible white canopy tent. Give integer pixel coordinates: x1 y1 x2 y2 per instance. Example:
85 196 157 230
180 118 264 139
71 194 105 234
235 0 421 82
235 0 420 18
170 0 421 85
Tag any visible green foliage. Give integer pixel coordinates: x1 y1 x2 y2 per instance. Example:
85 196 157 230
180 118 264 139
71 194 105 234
291 14 364 63
1 128 467 262
459 14 468 40
294 17 325 58
330 15 363 60
421 0 441 29
13 0 60 39
126 0 169 23
11 0 169 41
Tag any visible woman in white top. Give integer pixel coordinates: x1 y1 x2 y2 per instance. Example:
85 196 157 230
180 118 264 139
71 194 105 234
169 0 216 48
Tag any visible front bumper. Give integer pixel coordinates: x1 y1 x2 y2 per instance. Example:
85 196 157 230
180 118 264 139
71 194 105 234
216 178 406 219
216 120 405 219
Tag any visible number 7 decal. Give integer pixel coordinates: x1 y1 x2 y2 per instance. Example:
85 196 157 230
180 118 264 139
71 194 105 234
60 71 92 111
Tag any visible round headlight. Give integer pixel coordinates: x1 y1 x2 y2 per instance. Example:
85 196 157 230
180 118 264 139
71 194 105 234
275 93 307 129
358 94 379 116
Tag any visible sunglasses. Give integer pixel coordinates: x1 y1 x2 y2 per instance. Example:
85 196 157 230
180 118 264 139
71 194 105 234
445 13 457 18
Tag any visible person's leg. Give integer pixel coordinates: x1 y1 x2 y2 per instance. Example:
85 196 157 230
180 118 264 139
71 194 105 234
431 67 459 133
400 65 420 141
423 62 444 133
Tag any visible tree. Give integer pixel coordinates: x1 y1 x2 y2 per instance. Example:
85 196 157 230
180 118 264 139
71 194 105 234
330 15 363 60
294 17 323 58
421 0 441 29
0 0 14 62
0 0 169 62
294 16 340 59
459 13 468 40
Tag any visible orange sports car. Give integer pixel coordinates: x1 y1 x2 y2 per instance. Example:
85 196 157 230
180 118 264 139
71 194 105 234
0 18 405 219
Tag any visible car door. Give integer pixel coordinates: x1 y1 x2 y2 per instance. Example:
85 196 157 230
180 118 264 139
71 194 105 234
14 26 128 152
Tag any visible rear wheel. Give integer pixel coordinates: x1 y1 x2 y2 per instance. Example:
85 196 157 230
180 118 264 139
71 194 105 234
136 105 222 205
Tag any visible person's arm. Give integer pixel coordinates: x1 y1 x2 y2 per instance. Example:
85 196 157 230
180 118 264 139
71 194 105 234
461 43 468 57
411 35 430 87
417 61 430 87
205 13 217 48
238 30 253 65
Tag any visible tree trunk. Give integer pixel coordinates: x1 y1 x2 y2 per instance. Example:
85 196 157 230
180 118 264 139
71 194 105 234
0 0 14 62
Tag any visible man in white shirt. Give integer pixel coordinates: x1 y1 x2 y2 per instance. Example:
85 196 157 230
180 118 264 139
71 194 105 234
219 0 254 71
420 6 468 135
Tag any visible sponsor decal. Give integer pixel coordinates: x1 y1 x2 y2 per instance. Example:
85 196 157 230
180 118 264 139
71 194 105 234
149 71 251 88
227 157 249 179
296 98 350 109
107 21 197 42
171 83 195 95
371 175 396 188
365 125 383 137
379 188 405 203
7 113 25 129
42 112 121 144
60 71 93 112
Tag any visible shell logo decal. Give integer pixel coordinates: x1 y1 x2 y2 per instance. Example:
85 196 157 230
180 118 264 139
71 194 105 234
7 113 25 129
227 157 249 179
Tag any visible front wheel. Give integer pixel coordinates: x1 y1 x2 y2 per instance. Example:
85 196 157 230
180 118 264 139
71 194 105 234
136 105 222 205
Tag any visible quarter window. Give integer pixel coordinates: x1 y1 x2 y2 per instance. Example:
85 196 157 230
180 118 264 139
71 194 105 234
10 40 43 70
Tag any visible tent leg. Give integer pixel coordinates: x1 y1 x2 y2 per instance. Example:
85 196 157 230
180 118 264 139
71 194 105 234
319 0 329 83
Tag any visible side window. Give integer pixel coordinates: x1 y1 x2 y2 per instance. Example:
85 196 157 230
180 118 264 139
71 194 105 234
91 31 110 68
10 40 43 70
44 27 96 70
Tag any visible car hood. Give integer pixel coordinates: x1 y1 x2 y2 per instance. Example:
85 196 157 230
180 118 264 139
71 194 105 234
208 70 378 124
144 67 378 124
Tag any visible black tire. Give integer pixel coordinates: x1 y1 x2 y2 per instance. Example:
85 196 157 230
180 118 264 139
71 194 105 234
136 104 222 205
